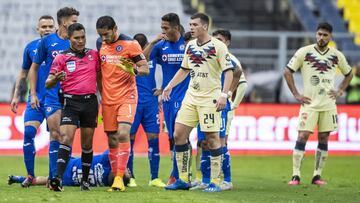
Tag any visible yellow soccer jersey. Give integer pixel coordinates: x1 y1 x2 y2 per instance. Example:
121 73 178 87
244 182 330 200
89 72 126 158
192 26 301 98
287 44 352 111
181 37 234 106
229 53 246 83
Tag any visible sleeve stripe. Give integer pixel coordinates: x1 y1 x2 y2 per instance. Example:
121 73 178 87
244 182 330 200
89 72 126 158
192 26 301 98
286 66 295 72
223 67 235 73
344 69 352 77
181 66 191 70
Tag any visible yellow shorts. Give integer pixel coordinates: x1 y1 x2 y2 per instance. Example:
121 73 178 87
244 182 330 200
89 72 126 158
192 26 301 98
297 107 338 133
176 102 221 132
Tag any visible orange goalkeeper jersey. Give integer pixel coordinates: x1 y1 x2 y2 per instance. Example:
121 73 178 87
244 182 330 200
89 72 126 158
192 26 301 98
97 34 145 105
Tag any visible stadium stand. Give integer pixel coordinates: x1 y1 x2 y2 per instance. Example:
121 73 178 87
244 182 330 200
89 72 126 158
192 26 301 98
1 0 359 103
0 0 188 102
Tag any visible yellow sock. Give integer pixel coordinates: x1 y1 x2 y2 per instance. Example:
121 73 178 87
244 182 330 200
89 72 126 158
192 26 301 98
210 154 222 185
176 149 190 182
313 149 328 176
292 149 305 177
195 147 202 180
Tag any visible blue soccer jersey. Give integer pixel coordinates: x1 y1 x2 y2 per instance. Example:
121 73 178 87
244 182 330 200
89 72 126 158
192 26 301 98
136 59 158 105
33 32 70 106
130 59 160 134
62 150 111 186
22 38 48 105
149 37 190 103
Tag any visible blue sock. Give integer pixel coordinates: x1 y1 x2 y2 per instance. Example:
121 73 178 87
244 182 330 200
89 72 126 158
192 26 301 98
171 148 179 179
201 150 211 184
23 126 37 177
148 138 160 180
222 146 231 182
127 139 135 178
10 175 26 183
49 140 60 178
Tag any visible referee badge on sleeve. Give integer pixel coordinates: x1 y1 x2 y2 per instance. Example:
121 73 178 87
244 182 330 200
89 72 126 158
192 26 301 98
66 61 76 72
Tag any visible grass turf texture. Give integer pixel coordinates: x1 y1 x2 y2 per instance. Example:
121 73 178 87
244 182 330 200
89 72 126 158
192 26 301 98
0 155 359 203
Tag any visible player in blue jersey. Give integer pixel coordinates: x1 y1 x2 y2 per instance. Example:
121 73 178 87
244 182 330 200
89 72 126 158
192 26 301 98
126 33 166 188
28 7 79 185
10 15 55 188
143 13 190 185
192 29 245 191
8 150 131 188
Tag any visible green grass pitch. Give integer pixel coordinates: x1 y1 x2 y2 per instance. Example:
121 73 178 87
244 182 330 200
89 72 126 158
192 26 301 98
0 155 359 203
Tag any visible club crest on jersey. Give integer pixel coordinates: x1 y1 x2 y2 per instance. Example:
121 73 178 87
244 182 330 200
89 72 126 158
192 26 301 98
101 55 106 62
88 55 94 61
46 107 52 113
115 45 123 52
52 50 60 58
66 61 76 72
162 54 168 62
179 44 185 51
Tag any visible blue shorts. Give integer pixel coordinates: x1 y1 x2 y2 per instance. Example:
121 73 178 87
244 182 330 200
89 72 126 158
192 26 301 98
197 108 228 141
24 102 46 123
130 103 160 135
45 103 62 119
163 101 182 139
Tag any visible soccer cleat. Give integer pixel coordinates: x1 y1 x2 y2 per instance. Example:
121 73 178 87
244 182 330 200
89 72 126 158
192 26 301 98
149 178 166 187
311 175 327 186
80 180 91 191
203 183 221 192
190 179 201 188
166 176 176 185
128 178 137 187
190 182 209 190
219 181 233 191
49 177 63 192
8 175 17 185
21 175 34 188
288 175 300 186
108 176 125 192
165 179 190 190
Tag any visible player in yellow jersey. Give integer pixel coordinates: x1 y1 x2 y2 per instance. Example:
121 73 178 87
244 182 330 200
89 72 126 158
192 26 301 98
163 13 234 192
284 22 353 186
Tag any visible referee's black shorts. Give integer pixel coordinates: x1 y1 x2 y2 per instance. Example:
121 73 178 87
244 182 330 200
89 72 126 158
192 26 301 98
61 93 98 128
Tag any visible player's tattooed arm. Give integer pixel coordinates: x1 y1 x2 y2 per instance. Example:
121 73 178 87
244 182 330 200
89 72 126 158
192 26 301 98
10 69 29 113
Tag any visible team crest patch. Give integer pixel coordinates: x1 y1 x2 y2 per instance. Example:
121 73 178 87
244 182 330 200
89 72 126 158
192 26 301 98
115 45 122 52
66 61 76 72
179 44 185 51
88 55 94 61
101 55 106 62
162 54 168 62
46 107 52 113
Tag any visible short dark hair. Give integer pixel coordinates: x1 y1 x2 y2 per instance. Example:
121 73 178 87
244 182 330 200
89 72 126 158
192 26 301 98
191 13 209 25
57 7 79 25
67 23 85 37
317 22 333 33
212 29 231 41
133 33 148 49
161 13 180 27
184 31 192 42
96 16 116 30
38 15 54 22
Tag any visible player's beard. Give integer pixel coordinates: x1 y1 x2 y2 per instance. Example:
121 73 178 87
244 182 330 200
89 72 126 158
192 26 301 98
317 40 329 49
